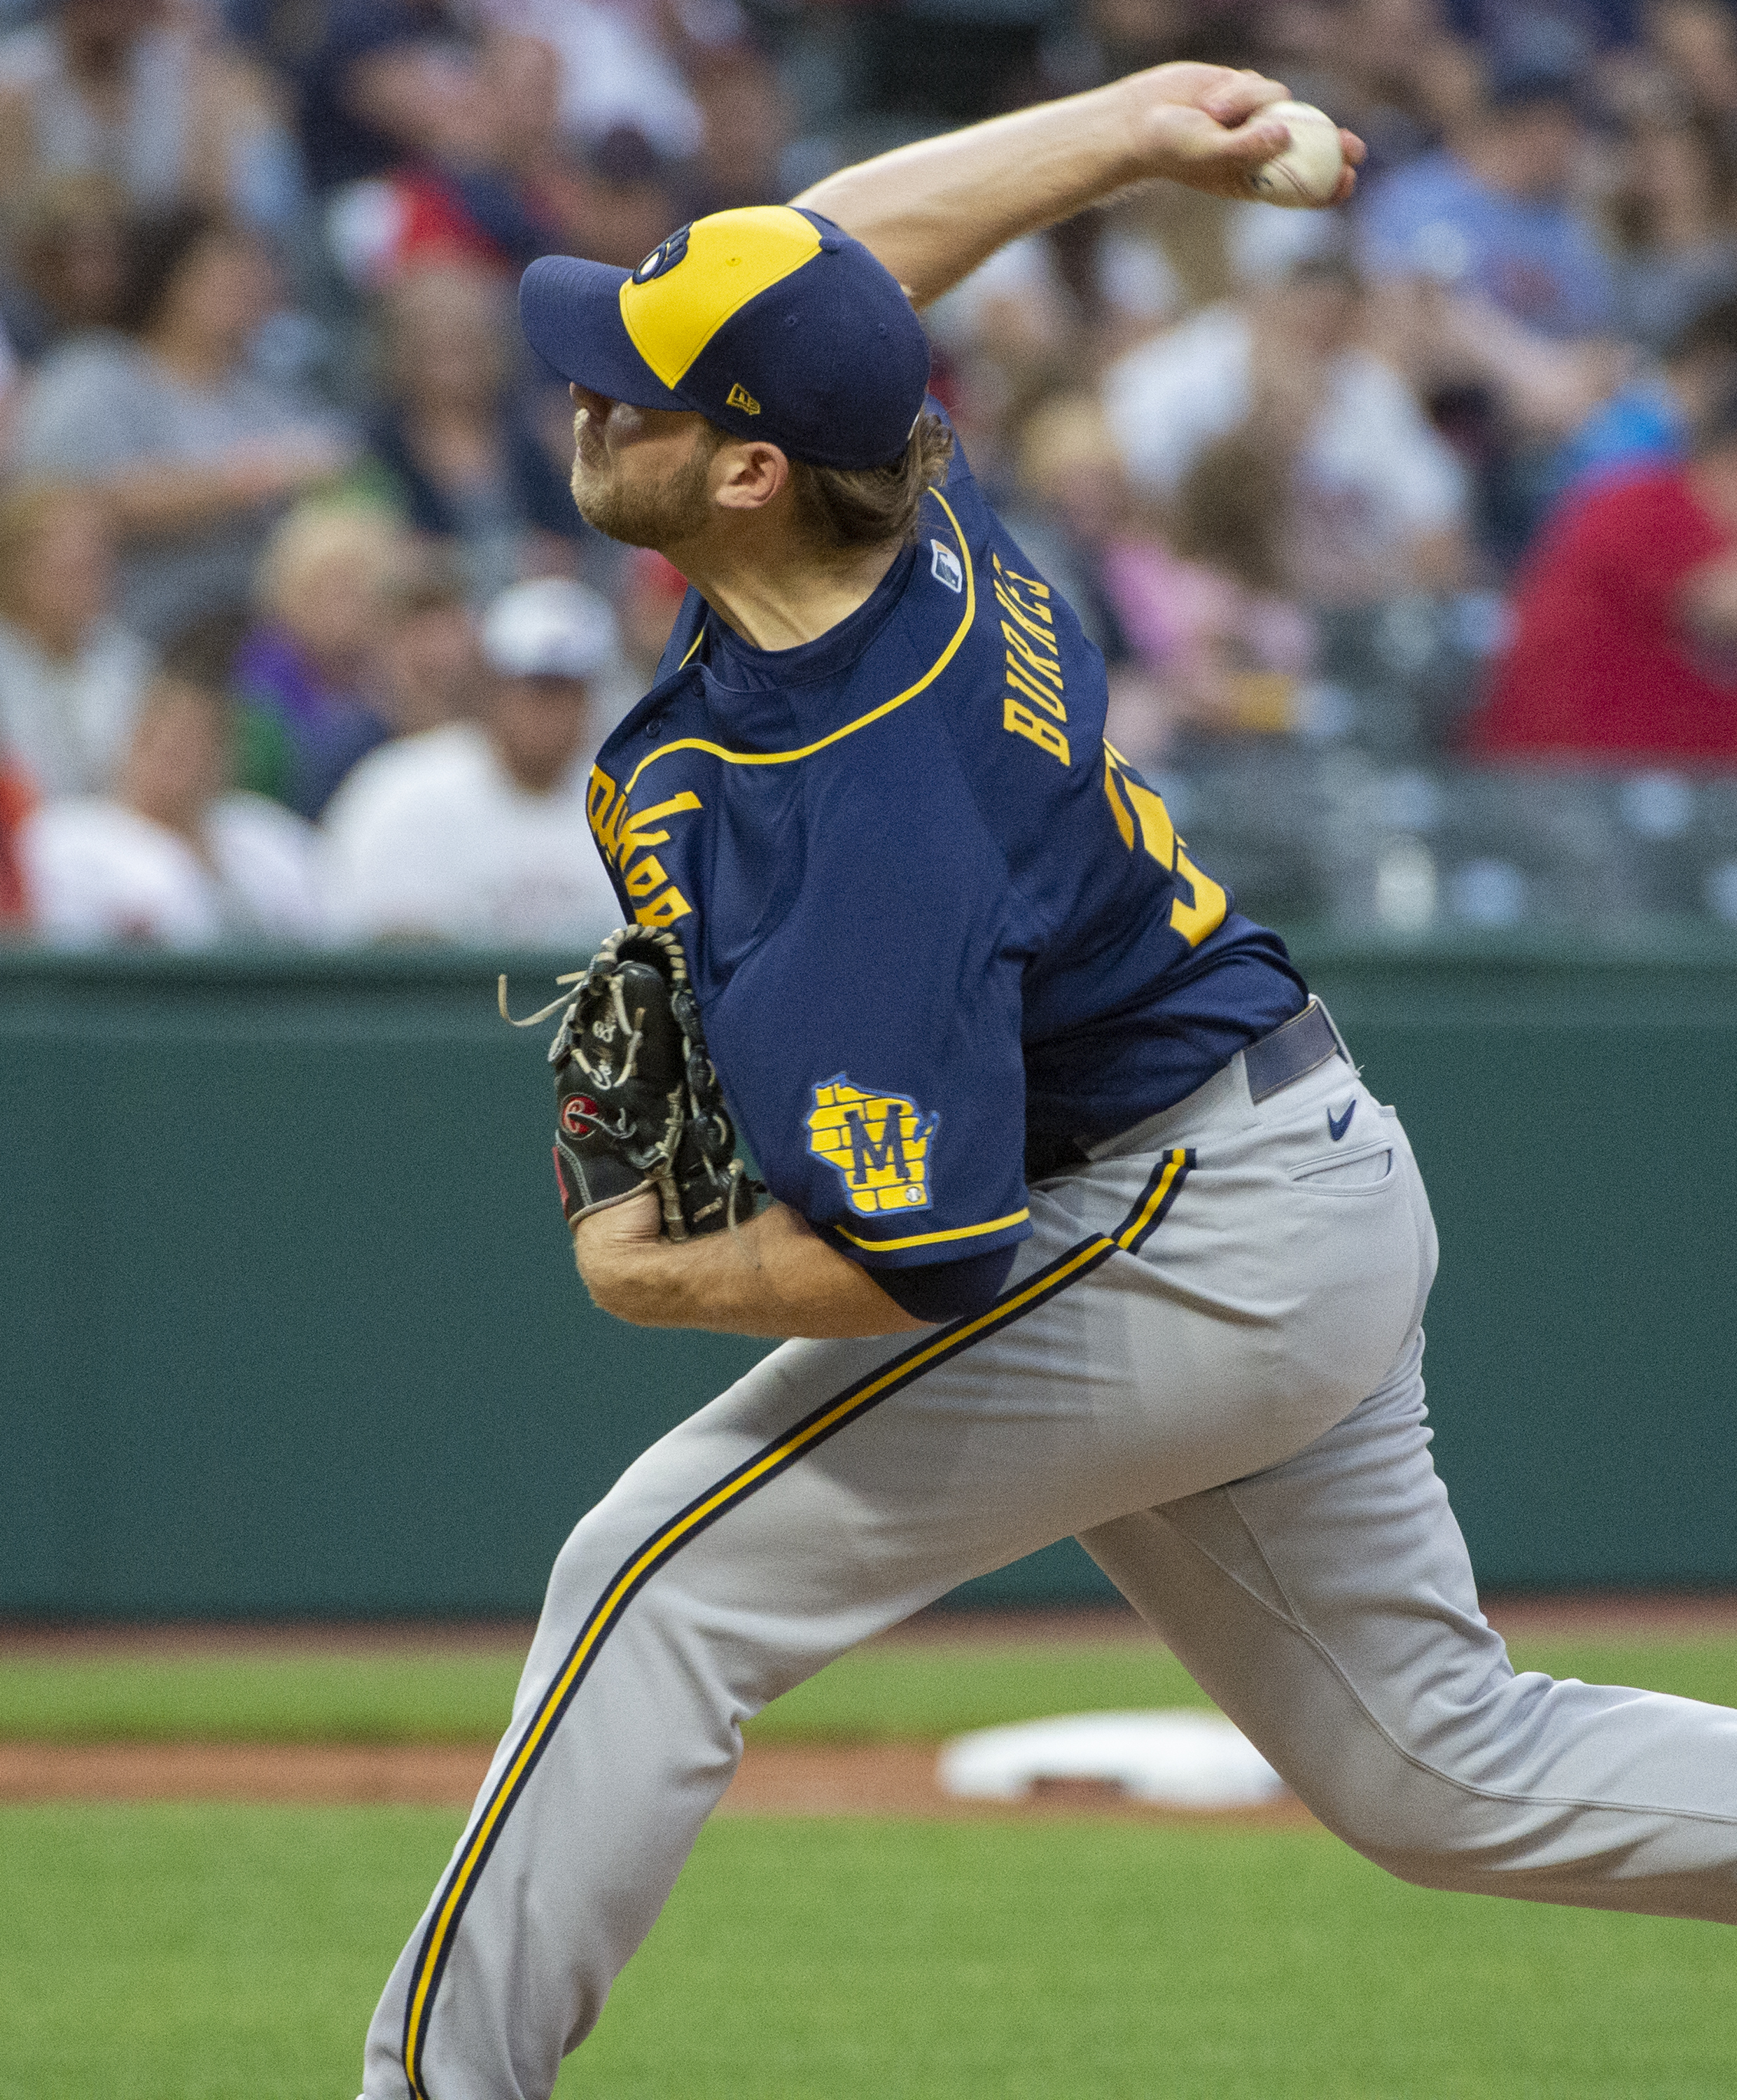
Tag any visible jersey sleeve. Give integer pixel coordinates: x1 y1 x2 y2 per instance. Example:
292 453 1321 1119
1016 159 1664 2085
876 1243 1017 1320
700 738 1033 1274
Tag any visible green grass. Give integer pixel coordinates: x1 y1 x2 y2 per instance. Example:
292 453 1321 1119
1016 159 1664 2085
4 1631 1736 1745
0 1802 441 2100
0 1651 529 1745
0 1804 1729 2100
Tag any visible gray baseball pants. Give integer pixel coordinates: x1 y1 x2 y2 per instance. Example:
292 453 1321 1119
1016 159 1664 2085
365 1037 1737 2100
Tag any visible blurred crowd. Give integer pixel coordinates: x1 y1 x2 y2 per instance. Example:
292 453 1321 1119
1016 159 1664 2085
10 0 1737 945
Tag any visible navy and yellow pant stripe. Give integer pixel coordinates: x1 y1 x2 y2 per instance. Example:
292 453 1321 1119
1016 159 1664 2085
400 1147 1193 2095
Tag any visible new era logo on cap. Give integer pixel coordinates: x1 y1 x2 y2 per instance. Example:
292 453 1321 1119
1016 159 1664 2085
727 383 761 414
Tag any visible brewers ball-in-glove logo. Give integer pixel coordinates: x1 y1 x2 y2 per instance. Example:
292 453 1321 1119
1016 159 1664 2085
632 225 691 283
806 1075 939 1214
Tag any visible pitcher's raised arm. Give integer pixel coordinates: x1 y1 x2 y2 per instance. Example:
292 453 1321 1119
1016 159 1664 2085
793 64 1362 309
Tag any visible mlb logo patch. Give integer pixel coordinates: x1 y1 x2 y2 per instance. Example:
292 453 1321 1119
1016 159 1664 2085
930 540 963 594
806 1074 940 1215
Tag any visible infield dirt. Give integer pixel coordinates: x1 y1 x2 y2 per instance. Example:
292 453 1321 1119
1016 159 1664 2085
0 1736 1317 1821
4 1597 1733 1816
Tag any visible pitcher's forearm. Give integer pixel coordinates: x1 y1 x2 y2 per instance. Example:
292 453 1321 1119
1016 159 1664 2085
794 83 1149 307
573 1195 928 1338
794 65 1343 308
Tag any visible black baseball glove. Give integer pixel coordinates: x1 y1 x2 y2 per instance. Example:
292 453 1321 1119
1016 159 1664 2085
501 927 761 1240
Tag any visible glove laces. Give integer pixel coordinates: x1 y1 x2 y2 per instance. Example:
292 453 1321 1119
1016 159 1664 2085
497 972 584 1029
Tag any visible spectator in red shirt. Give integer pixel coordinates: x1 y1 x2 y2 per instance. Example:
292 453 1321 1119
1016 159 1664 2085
0 760 33 925
1475 393 1737 763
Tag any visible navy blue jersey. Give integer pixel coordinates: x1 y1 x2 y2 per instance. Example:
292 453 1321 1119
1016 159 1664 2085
585 418 1306 1280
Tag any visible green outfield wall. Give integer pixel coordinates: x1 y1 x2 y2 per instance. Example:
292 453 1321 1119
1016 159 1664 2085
4 932 1736 1620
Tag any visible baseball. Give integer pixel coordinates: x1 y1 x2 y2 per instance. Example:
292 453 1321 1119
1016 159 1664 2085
1246 100 1346 208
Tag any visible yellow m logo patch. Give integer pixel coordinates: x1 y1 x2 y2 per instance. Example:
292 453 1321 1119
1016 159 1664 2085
807 1075 939 1216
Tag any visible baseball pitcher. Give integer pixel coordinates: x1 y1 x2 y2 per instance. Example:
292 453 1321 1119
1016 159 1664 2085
362 62 1737 2100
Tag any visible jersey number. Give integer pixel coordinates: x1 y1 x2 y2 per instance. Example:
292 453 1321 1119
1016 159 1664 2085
1103 744 1227 948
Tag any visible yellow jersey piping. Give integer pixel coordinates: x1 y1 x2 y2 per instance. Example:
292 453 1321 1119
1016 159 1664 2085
619 486 975 801
834 1207 1029 1252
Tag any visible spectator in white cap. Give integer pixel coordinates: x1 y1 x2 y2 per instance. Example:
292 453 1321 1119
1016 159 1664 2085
319 576 622 944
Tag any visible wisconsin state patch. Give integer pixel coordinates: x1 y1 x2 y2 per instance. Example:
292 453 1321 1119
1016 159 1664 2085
806 1074 939 1215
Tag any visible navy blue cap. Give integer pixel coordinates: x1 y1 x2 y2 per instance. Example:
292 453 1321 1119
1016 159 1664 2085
519 205 931 470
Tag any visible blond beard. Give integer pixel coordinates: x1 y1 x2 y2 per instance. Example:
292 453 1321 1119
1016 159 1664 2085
569 418 716 553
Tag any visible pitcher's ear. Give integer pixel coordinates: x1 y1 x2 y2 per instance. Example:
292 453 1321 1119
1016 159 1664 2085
711 440 790 514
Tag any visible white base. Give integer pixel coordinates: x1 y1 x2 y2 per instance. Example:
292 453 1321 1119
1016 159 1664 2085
936 1709 1285 1809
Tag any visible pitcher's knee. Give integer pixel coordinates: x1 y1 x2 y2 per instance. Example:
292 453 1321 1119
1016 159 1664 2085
1309 1749 1551 1897
1281 1687 1549 1879
1353 1830 1506 1898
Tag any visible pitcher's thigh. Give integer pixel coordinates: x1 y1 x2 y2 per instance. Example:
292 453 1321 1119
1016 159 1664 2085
520 1310 1139 1730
